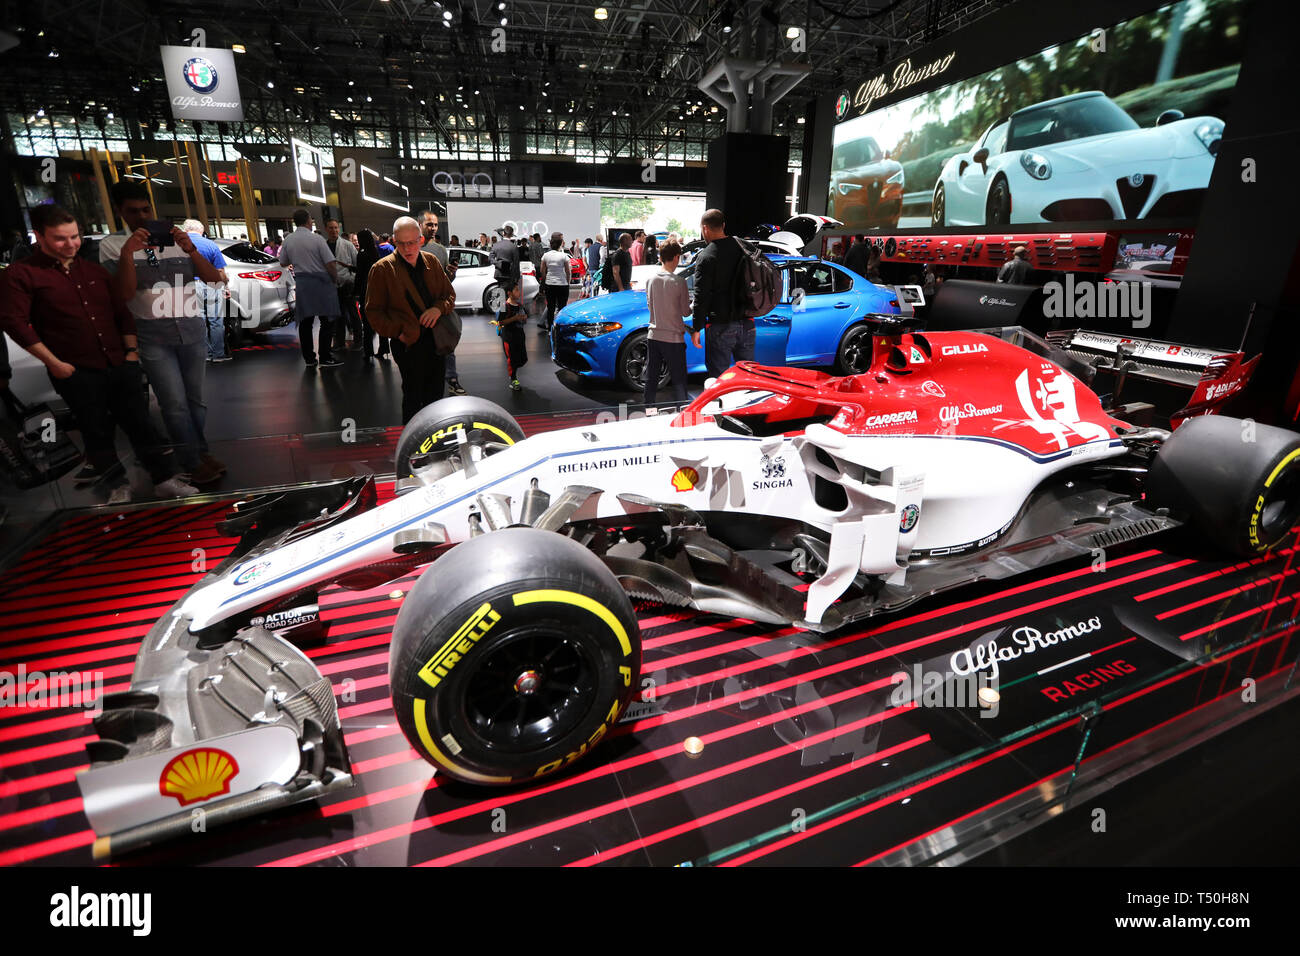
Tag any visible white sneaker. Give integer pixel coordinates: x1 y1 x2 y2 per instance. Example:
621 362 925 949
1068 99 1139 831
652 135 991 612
154 476 200 498
107 485 133 506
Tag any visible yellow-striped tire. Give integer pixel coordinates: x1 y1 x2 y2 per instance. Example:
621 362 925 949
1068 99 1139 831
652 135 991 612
389 528 641 785
1146 415 1300 556
394 396 524 479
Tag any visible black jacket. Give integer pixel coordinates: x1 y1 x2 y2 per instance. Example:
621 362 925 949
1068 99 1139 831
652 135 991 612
690 236 745 330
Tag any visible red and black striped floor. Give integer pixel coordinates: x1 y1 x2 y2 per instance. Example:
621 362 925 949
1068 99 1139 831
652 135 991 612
2 478 1298 866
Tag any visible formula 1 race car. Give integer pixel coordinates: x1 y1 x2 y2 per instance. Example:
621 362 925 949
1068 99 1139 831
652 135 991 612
77 317 1299 857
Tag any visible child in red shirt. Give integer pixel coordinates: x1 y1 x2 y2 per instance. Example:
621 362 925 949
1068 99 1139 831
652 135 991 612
496 285 528 391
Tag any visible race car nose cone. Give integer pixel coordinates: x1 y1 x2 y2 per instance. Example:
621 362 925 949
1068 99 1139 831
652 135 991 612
514 670 543 695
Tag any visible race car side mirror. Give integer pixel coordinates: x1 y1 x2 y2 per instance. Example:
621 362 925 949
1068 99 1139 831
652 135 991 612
1156 109 1184 126
973 147 989 172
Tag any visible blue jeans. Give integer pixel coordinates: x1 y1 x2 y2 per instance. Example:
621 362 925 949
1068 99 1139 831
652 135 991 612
136 317 209 472
704 320 756 378
199 286 226 359
446 352 458 382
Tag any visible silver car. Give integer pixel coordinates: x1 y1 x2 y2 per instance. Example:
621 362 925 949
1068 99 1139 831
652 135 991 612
211 239 296 340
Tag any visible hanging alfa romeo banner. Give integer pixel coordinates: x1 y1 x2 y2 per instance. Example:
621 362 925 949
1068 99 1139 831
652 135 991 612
160 45 245 121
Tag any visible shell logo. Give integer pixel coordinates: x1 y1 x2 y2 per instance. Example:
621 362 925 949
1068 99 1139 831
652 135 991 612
671 467 699 493
159 747 240 807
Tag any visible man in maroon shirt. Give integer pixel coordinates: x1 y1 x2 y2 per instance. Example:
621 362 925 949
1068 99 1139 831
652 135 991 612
0 205 196 503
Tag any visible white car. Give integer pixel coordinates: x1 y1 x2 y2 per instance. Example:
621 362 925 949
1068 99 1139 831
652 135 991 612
447 245 539 312
932 91 1223 227
211 239 296 338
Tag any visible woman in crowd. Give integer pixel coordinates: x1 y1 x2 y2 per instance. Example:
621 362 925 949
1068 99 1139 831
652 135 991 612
540 234 572 332
263 233 282 256
643 234 659 266
354 229 388 361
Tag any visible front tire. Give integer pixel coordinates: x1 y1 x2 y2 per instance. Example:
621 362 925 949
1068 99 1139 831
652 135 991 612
394 396 524 479
931 182 947 227
389 528 642 785
985 176 1011 226
617 330 671 392
1145 415 1300 556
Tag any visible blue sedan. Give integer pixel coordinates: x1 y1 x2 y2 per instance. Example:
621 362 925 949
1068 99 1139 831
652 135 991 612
550 255 902 390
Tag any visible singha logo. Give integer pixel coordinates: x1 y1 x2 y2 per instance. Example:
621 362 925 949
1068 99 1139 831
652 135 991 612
760 454 786 480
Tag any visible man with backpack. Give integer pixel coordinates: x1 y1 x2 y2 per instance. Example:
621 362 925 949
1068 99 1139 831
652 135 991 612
691 208 751 377
602 233 634 294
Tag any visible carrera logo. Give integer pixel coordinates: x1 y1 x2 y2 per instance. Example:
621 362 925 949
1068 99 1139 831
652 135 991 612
863 410 918 428
941 343 988 356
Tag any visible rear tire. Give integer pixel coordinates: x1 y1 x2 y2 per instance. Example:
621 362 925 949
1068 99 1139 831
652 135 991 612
389 528 641 785
394 396 524 479
1145 415 1300 556
835 323 873 375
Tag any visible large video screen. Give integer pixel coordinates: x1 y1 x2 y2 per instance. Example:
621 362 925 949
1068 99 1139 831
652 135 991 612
828 0 1244 231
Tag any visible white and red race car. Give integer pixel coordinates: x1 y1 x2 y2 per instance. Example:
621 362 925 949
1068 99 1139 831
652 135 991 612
77 318 1296 857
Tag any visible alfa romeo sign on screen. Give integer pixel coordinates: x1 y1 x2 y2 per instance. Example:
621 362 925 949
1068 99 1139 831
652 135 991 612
160 45 245 121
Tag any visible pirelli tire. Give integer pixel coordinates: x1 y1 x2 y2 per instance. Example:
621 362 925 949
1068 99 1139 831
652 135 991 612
1145 415 1300 556
389 527 642 785
394 396 525 479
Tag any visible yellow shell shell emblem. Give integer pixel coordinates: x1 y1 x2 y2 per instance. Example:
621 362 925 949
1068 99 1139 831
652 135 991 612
670 467 699 493
159 748 240 806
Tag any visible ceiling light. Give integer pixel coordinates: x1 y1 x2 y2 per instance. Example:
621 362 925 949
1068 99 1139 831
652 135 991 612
594 7 608 19
785 26 800 39
348 80 355 86
367 95 373 102
232 43 247 54
579 63 587 69
443 10 453 19
500 17 507 25
267 81 275 88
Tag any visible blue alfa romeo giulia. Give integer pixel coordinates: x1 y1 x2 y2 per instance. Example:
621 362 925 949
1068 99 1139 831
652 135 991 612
550 255 902 390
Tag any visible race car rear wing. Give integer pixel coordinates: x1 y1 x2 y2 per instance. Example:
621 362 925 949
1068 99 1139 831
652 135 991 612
1043 328 1259 426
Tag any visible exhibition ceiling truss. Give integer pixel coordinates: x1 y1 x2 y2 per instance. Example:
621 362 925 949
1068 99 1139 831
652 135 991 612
2 0 1004 161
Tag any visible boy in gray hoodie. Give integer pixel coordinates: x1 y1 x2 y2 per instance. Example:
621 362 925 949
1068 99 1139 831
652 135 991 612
643 240 699 404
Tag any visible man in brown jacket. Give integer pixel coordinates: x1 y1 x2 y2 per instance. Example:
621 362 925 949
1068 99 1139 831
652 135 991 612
364 217 460 423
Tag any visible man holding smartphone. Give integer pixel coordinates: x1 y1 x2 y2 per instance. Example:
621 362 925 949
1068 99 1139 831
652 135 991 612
100 181 227 487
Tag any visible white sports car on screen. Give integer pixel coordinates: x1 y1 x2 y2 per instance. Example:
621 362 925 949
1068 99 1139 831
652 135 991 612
932 91 1223 227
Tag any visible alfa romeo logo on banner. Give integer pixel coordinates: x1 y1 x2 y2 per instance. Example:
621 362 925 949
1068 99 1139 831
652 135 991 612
182 57 220 94
161 45 244 121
